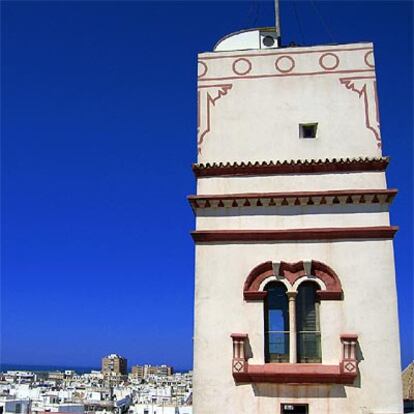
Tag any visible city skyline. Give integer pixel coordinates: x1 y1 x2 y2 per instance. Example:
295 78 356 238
2 1 413 370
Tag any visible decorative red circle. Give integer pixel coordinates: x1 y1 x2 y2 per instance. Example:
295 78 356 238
232 58 252 76
319 53 340 70
275 56 295 73
364 51 374 68
198 61 208 78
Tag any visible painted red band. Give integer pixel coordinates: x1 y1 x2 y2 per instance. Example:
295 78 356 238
191 226 398 242
201 46 373 61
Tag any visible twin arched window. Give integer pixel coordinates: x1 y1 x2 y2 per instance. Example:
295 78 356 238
264 281 321 363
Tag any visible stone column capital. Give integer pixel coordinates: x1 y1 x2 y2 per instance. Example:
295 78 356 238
287 291 297 300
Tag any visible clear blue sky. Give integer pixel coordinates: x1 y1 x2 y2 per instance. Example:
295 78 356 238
1 1 412 371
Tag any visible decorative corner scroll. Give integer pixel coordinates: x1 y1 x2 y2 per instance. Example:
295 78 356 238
197 84 233 154
339 77 381 149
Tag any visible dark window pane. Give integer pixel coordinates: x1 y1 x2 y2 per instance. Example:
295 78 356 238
281 404 308 414
264 282 289 362
296 282 321 363
297 282 318 331
299 123 318 138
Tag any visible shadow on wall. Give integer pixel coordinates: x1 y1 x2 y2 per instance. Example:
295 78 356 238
196 203 389 218
245 338 254 360
251 383 348 398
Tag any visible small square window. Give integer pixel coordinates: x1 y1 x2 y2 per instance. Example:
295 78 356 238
299 123 318 139
281 404 309 414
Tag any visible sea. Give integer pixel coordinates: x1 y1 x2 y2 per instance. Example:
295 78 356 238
0 364 99 374
0 363 191 374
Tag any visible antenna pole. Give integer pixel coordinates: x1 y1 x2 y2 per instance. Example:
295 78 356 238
274 0 281 40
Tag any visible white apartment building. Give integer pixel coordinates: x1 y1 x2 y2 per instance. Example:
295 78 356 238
130 404 192 414
0 397 31 414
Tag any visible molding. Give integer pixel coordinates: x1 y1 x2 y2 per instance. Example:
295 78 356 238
191 226 399 242
233 363 357 384
201 45 374 61
231 333 359 385
244 291 268 300
244 261 273 290
188 189 397 210
243 260 343 301
341 333 358 341
192 157 389 177
230 333 248 340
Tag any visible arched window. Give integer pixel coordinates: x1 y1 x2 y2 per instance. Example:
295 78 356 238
296 282 321 363
264 282 289 362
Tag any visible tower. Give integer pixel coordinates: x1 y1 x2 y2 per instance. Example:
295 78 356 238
101 354 127 378
190 22 403 414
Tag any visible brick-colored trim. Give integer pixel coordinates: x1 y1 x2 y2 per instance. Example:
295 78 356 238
191 226 398 242
192 157 389 177
188 189 397 210
230 333 248 340
244 291 268 300
231 333 359 384
243 260 343 301
340 333 359 341
244 261 273 293
233 363 357 384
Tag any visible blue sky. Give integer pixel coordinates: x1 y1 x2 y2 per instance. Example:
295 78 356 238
1 1 412 371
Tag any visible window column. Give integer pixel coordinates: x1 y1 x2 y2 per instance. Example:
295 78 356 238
287 291 297 363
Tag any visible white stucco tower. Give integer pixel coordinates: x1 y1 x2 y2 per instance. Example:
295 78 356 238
190 27 403 414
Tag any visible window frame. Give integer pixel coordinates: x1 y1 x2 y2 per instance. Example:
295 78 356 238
296 281 322 363
263 279 322 364
264 282 290 363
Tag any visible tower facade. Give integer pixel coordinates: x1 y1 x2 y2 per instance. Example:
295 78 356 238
191 28 403 414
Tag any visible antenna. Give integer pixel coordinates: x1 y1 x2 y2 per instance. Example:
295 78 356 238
274 0 281 40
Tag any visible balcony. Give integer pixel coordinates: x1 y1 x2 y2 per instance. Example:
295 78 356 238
230 333 358 384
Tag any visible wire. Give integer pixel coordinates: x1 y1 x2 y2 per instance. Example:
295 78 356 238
310 0 336 43
292 1 305 45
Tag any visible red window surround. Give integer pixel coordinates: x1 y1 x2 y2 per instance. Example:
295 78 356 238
243 260 343 301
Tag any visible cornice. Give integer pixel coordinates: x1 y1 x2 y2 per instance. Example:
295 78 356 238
188 189 397 210
192 157 389 177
